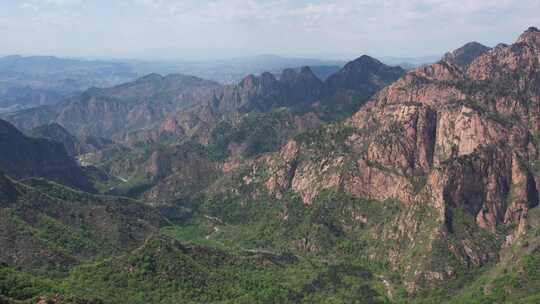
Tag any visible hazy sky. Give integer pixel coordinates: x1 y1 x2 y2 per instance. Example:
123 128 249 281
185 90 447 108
0 0 539 60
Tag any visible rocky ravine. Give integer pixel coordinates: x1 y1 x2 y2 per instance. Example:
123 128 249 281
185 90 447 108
241 27 540 292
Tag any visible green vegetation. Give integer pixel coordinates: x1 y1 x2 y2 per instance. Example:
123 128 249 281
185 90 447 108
208 110 296 160
3 164 540 303
0 266 56 300
5 33 540 304
0 236 389 304
2 176 540 303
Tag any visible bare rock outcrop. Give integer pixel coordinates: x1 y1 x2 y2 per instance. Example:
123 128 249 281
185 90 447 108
241 27 540 291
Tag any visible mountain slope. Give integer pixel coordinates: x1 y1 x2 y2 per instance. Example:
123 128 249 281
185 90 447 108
0 171 17 203
28 123 84 156
0 119 92 190
5 74 220 139
73 57 404 203
29 123 117 158
215 27 540 293
0 175 166 271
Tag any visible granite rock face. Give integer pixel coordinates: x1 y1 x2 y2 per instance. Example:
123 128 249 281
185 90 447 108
242 28 540 291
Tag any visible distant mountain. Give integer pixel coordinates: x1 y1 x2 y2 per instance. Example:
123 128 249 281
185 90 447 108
0 54 345 114
218 54 344 69
325 55 405 96
5 73 220 139
0 55 133 76
189 55 403 122
2 54 405 206
304 65 342 80
0 86 65 110
0 55 138 112
213 66 324 114
127 54 346 84
281 65 341 81
442 41 491 69
0 119 92 190
378 55 440 69
6 56 401 143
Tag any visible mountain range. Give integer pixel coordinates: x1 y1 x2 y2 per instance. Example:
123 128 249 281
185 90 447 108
0 53 435 115
0 27 540 304
3 56 404 141
0 55 347 115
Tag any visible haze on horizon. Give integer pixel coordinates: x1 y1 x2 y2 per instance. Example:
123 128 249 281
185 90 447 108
1 0 539 61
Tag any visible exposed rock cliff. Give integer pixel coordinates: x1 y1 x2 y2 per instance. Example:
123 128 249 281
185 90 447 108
239 27 540 292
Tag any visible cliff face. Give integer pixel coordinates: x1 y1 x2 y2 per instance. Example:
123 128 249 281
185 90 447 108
239 28 540 291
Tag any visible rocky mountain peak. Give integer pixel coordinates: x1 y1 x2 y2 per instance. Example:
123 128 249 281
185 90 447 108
494 43 509 50
299 66 316 76
324 55 405 93
344 28 540 231
517 26 540 46
238 28 540 294
298 66 322 82
344 55 384 71
260 72 278 85
239 72 278 91
442 41 491 69
280 66 322 85
138 73 164 83
280 68 298 80
240 74 257 89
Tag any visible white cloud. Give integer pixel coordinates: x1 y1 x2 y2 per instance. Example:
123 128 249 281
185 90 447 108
3 0 540 59
20 0 82 9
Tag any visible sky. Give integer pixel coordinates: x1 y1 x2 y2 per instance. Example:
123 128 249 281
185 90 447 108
0 0 539 60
